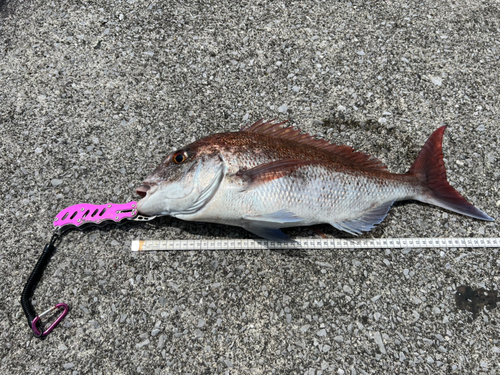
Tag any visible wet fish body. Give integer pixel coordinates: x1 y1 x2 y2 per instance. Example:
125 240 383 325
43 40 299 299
136 120 493 240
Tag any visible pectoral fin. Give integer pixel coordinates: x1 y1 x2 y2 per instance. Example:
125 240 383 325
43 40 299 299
237 159 314 191
331 200 394 235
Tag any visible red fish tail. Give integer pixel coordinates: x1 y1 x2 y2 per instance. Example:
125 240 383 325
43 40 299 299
406 126 493 221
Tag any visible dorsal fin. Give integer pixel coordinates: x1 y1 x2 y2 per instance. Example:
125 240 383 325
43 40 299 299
241 119 388 171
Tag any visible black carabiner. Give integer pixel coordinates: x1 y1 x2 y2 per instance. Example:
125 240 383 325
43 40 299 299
20 232 69 338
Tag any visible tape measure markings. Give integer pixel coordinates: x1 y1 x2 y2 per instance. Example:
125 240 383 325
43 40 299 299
131 237 500 252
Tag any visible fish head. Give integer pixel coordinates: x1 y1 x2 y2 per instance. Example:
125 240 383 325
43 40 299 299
136 142 226 217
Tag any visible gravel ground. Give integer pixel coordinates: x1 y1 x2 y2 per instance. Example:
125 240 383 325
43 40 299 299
1 0 499 374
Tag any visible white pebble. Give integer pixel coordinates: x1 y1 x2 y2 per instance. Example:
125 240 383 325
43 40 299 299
278 104 288 113
373 332 386 354
300 324 311 333
135 339 150 349
151 328 161 337
51 179 63 186
343 285 353 294
317 329 327 337
430 76 442 86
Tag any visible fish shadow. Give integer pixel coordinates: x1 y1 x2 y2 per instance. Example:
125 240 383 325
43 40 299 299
149 217 386 258
142 217 333 257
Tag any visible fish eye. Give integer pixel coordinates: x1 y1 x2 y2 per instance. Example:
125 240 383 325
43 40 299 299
172 151 188 164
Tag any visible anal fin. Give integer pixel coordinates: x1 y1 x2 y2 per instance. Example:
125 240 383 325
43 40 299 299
331 200 394 236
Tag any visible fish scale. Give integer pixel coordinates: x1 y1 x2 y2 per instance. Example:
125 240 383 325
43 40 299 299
243 166 405 226
135 119 493 241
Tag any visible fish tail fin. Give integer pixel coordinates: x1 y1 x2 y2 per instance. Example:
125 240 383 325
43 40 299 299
406 126 494 221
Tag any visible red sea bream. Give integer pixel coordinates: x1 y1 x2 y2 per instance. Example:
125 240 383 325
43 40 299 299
135 119 493 241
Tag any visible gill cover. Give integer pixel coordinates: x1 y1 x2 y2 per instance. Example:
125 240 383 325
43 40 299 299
137 155 226 218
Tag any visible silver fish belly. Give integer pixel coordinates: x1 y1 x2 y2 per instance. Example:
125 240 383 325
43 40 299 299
182 161 420 238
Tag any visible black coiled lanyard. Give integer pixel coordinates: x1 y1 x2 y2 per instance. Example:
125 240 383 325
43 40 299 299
20 201 155 338
21 231 69 338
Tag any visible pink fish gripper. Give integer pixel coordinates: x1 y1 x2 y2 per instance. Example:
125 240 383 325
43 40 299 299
53 201 139 231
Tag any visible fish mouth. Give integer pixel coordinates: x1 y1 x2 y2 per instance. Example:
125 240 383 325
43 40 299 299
136 183 152 198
